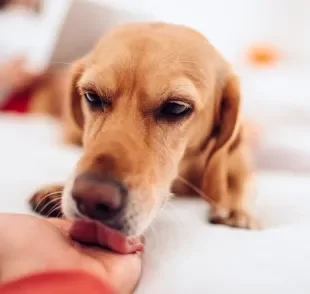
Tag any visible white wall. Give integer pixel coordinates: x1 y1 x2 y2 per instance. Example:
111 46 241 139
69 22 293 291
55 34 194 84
88 0 310 63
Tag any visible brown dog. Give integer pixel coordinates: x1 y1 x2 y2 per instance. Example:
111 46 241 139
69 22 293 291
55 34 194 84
30 23 259 237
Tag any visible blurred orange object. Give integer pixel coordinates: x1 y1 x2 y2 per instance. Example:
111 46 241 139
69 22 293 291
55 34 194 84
247 44 280 66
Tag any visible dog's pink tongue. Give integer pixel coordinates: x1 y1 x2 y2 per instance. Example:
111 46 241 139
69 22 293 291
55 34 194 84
69 219 144 254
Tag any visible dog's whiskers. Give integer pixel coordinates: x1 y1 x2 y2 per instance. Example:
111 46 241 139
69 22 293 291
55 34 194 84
56 209 63 218
46 204 62 218
38 196 62 215
176 175 216 206
33 191 62 212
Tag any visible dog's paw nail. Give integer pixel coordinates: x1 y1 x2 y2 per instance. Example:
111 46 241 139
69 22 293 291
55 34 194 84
209 207 230 220
228 211 260 230
209 208 260 230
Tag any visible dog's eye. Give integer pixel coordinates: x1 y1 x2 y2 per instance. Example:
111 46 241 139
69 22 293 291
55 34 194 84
158 100 192 120
84 92 102 108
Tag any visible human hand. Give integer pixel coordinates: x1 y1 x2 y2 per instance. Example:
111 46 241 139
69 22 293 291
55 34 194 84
0 214 142 294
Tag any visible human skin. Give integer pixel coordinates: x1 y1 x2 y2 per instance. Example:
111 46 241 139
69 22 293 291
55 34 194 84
0 214 142 294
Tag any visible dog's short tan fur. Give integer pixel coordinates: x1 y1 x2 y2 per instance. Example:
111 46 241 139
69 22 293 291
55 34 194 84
30 23 259 234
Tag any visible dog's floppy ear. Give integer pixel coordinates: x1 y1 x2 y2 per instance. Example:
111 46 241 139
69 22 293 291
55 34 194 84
62 60 85 145
202 74 242 201
208 74 241 158
202 73 256 227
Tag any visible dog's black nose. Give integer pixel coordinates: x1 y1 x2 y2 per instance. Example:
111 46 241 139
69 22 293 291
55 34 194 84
72 172 128 223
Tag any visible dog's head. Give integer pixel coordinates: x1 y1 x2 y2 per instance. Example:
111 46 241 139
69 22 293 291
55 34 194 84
62 23 240 236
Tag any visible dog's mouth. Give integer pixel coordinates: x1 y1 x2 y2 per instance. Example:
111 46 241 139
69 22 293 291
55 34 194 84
69 219 144 254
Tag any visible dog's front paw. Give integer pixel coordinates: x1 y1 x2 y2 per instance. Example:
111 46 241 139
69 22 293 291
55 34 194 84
208 207 260 230
29 185 64 218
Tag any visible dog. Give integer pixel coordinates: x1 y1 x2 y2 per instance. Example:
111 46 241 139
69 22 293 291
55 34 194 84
29 22 259 239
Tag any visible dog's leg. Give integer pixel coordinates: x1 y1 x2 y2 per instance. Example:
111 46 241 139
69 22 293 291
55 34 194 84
203 139 259 230
29 184 64 218
207 171 259 230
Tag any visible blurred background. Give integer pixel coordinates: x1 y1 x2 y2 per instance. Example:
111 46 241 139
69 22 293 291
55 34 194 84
1 3 310 292
1 0 310 171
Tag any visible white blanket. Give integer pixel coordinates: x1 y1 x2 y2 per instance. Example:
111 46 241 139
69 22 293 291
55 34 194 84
0 114 310 294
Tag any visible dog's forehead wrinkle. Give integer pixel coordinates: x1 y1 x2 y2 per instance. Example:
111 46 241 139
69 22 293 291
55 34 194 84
81 41 219 109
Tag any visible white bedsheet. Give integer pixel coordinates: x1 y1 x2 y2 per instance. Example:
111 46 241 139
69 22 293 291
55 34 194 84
1 114 310 294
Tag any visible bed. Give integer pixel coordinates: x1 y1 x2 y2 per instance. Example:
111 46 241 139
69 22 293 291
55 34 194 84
0 109 310 293
1 1 310 290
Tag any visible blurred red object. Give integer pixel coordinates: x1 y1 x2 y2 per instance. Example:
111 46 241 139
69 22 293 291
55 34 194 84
1 85 35 113
0 57 42 113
